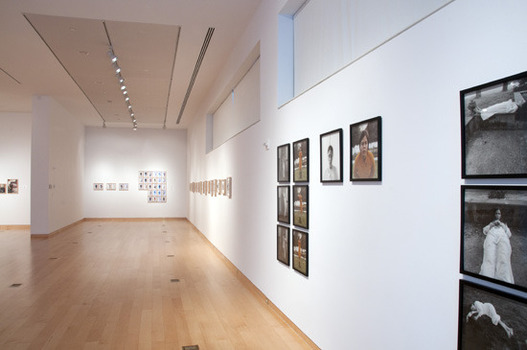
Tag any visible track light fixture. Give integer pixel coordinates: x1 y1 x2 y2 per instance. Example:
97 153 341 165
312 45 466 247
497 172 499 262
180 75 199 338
108 46 137 130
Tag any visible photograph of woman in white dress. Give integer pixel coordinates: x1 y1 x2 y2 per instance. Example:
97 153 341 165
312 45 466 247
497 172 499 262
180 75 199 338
462 186 527 291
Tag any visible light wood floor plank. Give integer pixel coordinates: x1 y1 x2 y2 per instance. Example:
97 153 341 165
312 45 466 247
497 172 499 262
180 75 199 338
0 220 317 349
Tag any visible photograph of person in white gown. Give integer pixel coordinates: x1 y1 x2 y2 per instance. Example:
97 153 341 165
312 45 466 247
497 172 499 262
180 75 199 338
462 186 527 291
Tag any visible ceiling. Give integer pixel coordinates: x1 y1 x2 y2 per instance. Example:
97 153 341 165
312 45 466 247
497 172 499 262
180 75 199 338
0 0 263 129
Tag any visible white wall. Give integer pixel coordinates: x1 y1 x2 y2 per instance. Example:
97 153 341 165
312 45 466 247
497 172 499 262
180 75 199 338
0 112 31 225
84 127 187 218
31 96 85 234
187 0 527 349
48 98 85 232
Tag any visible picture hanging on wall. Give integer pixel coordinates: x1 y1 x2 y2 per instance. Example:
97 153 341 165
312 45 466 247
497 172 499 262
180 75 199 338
227 177 232 199
460 185 527 292
350 116 382 181
277 185 290 224
93 183 104 191
106 183 116 191
320 128 343 183
0 184 5 194
119 183 129 191
277 143 291 183
277 225 290 266
292 229 308 277
458 279 526 349
7 179 18 194
293 138 309 182
461 71 527 178
293 185 308 229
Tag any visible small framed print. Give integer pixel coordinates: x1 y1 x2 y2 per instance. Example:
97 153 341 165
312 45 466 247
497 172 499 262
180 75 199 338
226 177 232 199
293 138 309 182
458 280 526 349
119 183 129 191
7 179 18 194
293 185 308 229
461 185 527 292
0 184 5 194
277 185 290 224
320 128 343 182
106 183 116 191
350 116 382 181
292 229 308 277
277 143 291 182
277 225 290 266
93 183 104 191
461 71 527 178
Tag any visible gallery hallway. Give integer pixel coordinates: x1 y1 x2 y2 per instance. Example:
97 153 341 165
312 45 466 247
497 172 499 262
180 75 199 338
0 220 315 349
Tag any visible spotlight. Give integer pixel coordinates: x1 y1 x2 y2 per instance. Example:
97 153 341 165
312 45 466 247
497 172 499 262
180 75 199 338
120 85 126 90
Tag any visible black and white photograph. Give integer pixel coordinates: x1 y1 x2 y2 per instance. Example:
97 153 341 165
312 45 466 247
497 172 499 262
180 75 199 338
0 183 6 194
320 128 343 183
461 71 527 178
277 143 290 183
461 185 527 292
458 280 527 350
106 183 116 191
93 183 104 191
277 225 290 266
119 183 129 191
293 138 309 182
277 185 290 224
292 229 308 277
350 116 382 181
293 185 308 229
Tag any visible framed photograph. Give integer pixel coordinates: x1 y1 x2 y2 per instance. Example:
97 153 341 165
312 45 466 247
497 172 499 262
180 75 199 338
106 183 116 191
461 71 527 178
7 179 18 194
227 177 232 199
277 143 291 182
277 225 290 266
93 183 104 191
350 116 382 181
320 128 343 182
293 185 308 229
292 229 308 276
458 279 526 349
461 185 527 292
119 183 129 191
0 184 5 194
277 186 290 224
293 138 309 182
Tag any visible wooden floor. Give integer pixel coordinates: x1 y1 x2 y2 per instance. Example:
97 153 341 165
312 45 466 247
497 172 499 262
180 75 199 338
0 220 315 350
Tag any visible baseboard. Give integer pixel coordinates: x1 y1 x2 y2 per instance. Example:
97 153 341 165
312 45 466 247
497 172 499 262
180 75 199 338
0 225 30 231
189 221 319 350
31 218 86 239
83 217 185 222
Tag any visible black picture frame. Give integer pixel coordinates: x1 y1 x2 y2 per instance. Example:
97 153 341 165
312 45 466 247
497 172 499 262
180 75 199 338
292 229 308 277
461 185 527 292
277 143 290 182
277 225 290 266
461 71 527 178
292 185 308 229
320 128 343 183
350 116 382 181
458 280 526 349
277 185 290 224
293 138 309 182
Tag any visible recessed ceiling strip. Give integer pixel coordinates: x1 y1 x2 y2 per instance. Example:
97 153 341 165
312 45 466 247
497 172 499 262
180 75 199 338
163 27 181 129
0 67 21 85
176 27 215 124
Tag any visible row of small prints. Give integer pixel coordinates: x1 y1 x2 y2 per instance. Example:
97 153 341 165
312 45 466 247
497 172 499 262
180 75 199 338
0 179 18 194
190 177 232 198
